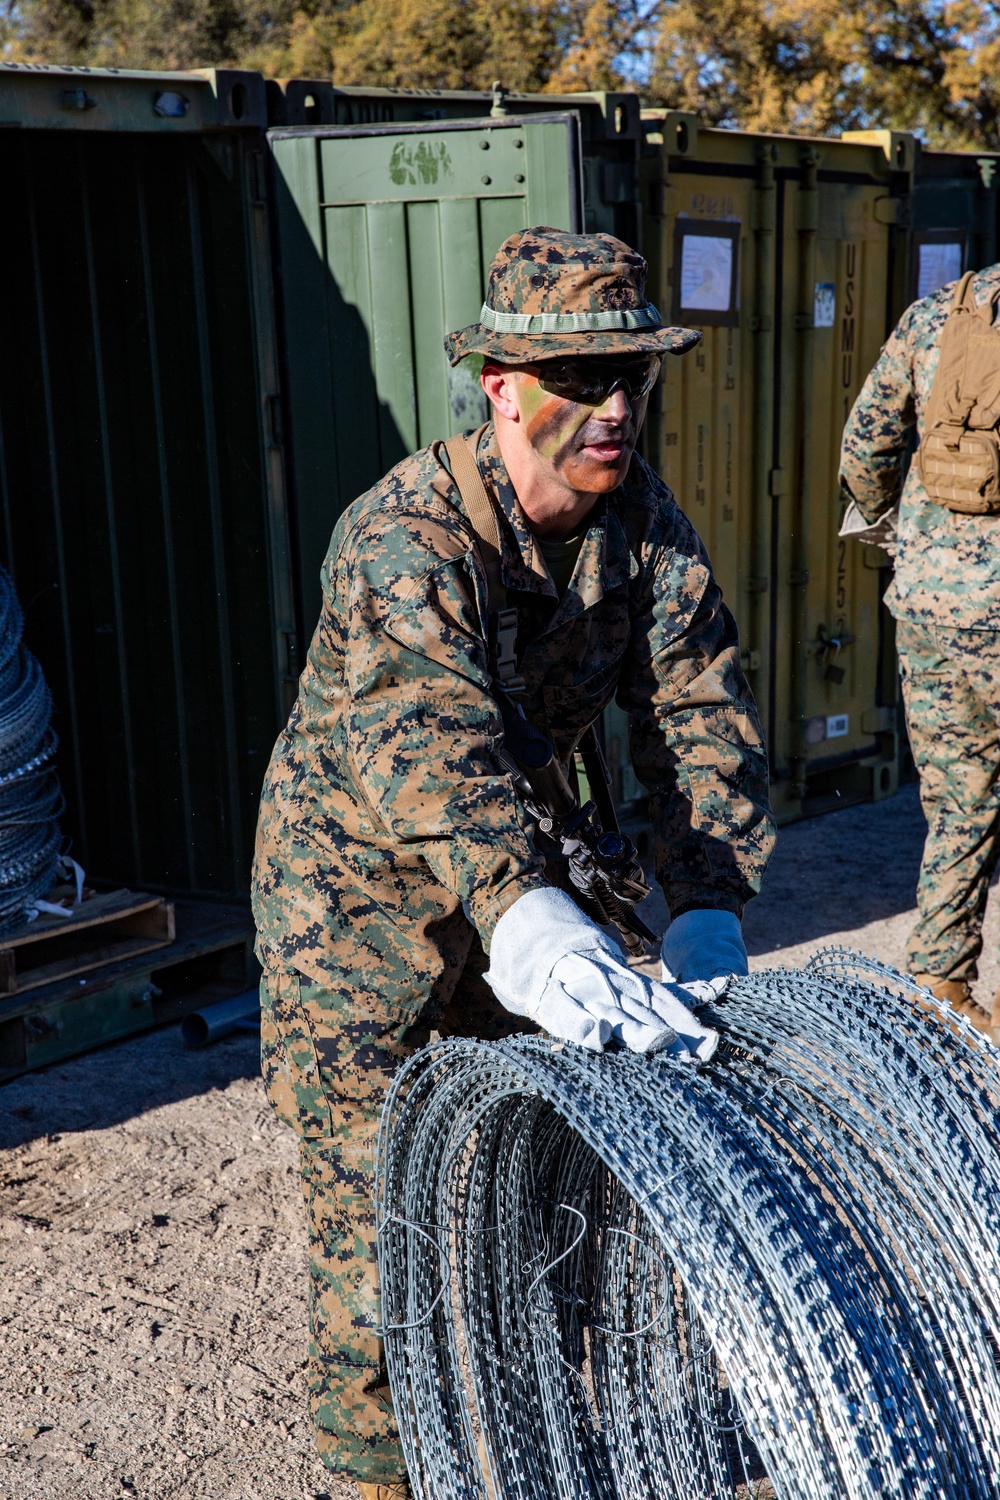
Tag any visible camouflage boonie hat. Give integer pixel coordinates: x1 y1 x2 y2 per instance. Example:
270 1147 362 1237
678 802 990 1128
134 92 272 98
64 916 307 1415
444 226 702 366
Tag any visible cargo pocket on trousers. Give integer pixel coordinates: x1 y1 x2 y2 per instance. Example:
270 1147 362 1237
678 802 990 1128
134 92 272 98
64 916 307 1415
260 970 334 1138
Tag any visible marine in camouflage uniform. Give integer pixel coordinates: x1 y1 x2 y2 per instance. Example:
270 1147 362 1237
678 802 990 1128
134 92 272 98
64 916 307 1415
253 228 774 1489
840 262 1000 1027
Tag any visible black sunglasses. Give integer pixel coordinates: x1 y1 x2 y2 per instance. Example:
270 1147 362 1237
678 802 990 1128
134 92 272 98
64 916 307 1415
529 354 662 407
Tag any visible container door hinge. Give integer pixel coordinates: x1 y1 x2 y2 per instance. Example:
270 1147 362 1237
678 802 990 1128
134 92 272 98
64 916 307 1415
267 394 284 447
745 576 769 594
788 567 809 585
740 649 762 671
251 149 268 203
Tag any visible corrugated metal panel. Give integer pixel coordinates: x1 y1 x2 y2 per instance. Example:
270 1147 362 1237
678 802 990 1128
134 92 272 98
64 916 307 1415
269 113 583 634
265 82 642 246
0 67 294 898
640 115 907 821
0 62 266 133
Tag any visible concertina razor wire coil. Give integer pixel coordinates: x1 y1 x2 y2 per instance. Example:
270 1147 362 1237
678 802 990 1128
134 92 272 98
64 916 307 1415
0 567 63 935
376 950 1000 1500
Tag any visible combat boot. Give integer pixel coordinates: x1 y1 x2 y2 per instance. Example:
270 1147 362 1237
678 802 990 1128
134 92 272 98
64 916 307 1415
356 1483 412 1499
911 973 993 1032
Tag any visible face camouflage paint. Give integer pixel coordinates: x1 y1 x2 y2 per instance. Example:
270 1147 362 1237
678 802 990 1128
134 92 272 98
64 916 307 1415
514 369 644 494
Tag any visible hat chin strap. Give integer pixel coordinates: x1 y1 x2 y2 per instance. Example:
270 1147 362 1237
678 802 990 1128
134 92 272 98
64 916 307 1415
479 303 663 334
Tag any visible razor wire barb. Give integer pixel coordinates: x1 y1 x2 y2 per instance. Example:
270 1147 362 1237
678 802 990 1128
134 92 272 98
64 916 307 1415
0 566 63 934
376 952 1000 1500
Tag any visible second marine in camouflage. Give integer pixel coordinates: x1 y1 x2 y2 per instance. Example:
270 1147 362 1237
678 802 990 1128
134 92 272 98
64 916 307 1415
253 227 775 1497
841 262 1000 1033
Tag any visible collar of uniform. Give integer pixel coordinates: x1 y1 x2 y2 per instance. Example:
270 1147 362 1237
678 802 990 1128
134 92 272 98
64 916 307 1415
473 422 634 606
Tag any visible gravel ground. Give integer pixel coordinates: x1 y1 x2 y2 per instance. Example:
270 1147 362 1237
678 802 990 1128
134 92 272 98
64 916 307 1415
0 781 996 1500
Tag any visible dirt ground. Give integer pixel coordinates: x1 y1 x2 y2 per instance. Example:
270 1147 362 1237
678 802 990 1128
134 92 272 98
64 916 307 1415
1 781 997 1500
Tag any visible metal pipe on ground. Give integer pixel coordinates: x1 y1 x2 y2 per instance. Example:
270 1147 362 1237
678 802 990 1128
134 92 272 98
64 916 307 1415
181 989 260 1049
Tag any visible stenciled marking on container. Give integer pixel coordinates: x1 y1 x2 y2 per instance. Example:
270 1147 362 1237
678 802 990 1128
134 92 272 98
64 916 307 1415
841 242 857 419
389 140 452 187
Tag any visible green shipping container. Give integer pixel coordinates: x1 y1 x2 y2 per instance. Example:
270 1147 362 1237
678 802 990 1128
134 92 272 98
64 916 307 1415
265 88 644 641
0 70 637 912
0 64 296 899
266 80 642 241
268 109 592 635
10 65 957 916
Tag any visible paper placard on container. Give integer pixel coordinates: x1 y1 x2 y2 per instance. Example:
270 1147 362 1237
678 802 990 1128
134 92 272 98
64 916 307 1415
814 283 835 328
917 241 963 300
680 235 734 313
671 217 740 327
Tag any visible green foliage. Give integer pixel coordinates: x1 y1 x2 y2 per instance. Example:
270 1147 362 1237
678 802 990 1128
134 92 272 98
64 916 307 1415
3 0 1000 148
0 0 299 69
646 0 1000 147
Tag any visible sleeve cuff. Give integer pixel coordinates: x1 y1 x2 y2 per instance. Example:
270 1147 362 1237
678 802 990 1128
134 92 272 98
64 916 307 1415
472 871 553 952
664 889 745 923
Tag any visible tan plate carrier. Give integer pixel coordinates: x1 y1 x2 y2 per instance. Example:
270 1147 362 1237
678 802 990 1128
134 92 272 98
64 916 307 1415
918 269 1000 515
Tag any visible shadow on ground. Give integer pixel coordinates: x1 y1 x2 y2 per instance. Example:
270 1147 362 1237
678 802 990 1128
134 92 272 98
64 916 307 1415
742 782 926 957
0 1026 261 1150
0 784 931 1148
635 782 928 957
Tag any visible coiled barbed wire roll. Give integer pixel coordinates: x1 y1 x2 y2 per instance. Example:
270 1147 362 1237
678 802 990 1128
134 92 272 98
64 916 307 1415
0 567 63 934
376 955 1000 1500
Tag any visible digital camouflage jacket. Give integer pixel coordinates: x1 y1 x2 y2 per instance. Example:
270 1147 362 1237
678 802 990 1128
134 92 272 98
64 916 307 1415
253 424 774 984
840 263 1000 630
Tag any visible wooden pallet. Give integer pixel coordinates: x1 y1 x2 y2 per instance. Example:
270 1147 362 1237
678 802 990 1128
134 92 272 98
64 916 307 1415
0 889 175 997
0 898 256 1081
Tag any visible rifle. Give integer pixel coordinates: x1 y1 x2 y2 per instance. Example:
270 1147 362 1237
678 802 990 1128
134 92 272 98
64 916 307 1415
442 429 657 957
497 703 657 958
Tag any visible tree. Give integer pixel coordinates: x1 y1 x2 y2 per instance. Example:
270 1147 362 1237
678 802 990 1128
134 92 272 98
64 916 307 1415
4 0 1000 150
277 0 563 92
0 0 298 70
643 0 1000 147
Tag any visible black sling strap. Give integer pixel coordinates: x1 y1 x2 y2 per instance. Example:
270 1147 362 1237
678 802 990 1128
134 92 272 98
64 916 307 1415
444 429 523 696
443 429 621 836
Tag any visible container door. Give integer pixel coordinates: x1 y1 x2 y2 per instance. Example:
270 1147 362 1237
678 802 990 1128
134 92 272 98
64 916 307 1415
910 148 999 305
268 113 583 637
0 70 293 900
788 155 900 817
640 116 906 823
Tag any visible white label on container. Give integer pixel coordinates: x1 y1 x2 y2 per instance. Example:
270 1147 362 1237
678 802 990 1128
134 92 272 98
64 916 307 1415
918 242 963 299
814 282 835 327
826 713 849 739
680 235 733 312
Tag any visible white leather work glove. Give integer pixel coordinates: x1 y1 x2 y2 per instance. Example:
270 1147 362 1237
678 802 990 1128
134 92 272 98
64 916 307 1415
485 888 719 1060
661 908 748 1003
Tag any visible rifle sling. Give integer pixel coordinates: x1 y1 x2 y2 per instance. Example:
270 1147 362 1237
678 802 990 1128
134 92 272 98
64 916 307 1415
444 429 523 694
579 726 621 837
444 428 506 607
444 428 618 832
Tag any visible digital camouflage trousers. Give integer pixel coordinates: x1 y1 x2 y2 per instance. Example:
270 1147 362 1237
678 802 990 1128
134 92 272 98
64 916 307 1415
259 919 532 1484
897 619 1000 984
